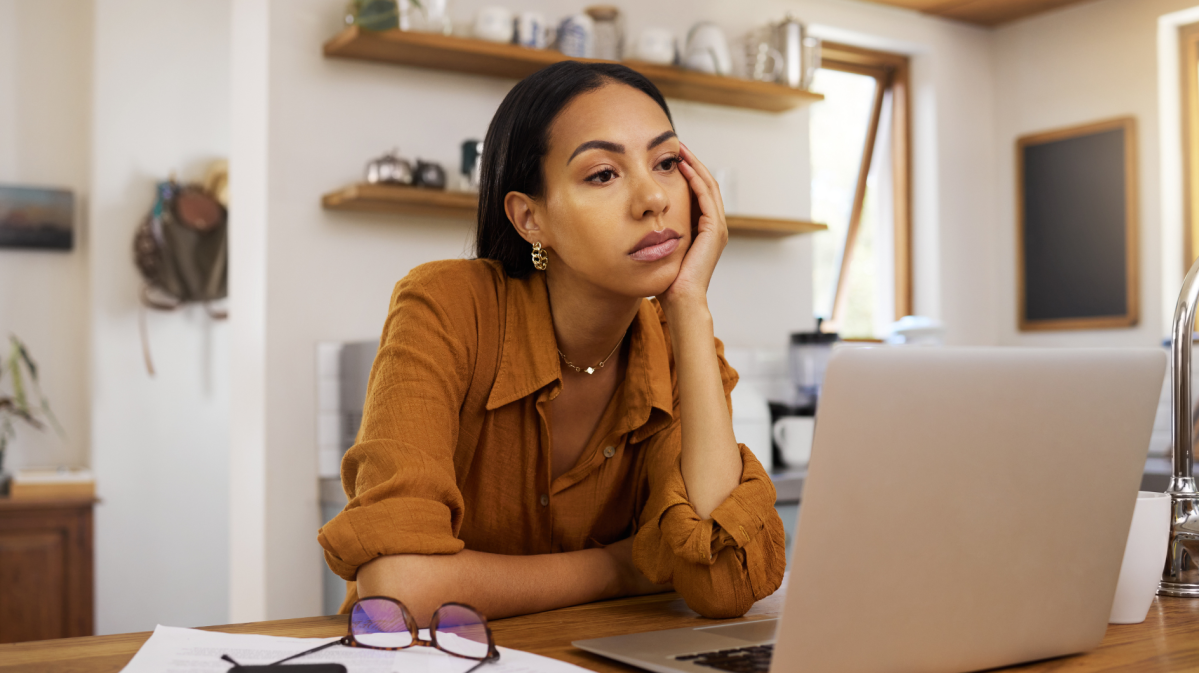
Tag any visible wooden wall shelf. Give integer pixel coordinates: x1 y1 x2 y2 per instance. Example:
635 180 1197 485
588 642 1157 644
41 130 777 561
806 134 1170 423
724 214 829 238
322 183 826 238
323 182 477 219
323 27 824 113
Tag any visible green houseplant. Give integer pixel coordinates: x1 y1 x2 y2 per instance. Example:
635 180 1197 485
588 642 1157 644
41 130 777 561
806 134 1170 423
0 335 61 496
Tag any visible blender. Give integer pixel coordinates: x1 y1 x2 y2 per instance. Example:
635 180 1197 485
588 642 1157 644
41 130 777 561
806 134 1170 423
789 326 839 410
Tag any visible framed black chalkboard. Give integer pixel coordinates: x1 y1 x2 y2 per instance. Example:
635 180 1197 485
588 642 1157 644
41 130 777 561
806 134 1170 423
1017 117 1138 331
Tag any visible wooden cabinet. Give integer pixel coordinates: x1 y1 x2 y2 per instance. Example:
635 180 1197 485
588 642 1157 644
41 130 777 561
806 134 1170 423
0 498 94 643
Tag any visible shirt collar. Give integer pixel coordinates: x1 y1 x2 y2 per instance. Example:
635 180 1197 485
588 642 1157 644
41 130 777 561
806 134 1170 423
485 272 561 410
485 273 674 436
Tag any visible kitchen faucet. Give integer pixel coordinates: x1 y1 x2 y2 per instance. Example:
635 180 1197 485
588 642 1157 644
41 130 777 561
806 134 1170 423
1162 257 1199 597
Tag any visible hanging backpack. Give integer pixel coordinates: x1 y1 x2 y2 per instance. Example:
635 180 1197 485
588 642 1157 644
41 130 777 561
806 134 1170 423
132 176 228 375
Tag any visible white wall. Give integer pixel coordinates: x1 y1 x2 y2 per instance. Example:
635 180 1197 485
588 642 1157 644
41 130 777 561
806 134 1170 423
90 0 232 634
0 0 92 470
992 0 1199 347
229 0 270 622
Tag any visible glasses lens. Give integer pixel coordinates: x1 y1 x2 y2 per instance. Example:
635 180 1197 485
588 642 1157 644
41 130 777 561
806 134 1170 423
351 598 414 649
433 605 492 659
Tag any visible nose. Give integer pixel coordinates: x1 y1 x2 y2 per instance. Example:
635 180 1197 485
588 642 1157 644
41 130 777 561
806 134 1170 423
629 168 669 224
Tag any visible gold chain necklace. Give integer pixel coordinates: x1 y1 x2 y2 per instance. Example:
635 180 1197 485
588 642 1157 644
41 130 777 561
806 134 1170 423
558 334 625 375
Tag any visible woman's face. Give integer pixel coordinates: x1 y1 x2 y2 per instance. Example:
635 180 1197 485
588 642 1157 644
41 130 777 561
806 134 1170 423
522 82 692 299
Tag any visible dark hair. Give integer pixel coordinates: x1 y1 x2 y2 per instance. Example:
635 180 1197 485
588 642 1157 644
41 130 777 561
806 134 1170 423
475 61 673 278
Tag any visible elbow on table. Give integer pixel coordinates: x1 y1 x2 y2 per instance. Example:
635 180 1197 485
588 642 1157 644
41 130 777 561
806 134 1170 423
681 585 755 619
356 553 457 625
674 563 757 619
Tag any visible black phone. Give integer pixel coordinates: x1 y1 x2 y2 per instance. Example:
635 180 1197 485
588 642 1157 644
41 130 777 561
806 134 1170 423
227 666 347 673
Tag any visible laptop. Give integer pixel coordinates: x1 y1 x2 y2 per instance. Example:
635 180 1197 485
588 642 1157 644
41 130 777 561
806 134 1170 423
574 347 1166 673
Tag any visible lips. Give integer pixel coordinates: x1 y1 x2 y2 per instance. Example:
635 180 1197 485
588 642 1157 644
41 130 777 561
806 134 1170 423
629 229 682 262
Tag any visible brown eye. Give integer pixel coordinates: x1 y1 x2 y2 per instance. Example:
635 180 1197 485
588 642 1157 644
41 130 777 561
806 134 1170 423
587 169 616 183
658 157 679 171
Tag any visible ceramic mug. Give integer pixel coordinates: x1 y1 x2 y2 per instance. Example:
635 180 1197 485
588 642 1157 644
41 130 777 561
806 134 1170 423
473 6 514 43
556 13 595 58
1109 491 1171 624
516 11 553 49
772 416 815 468
635 28 676 65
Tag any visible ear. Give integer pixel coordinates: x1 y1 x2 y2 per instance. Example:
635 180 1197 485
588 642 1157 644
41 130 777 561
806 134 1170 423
504 192 545 246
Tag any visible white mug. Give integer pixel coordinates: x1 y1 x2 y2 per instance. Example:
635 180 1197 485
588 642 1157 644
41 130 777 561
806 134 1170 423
556 13 595 58
1109 491 1171 624
635 28 676 65
473 6 514 43
772 416 815 468
516 11 553 49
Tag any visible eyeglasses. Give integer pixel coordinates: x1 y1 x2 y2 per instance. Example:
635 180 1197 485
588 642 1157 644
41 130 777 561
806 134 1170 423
220 597 500 671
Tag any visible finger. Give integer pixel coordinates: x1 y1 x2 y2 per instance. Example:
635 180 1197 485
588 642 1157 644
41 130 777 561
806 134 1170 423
679 144 725 216
678 144 719 208
679 143 715 186
678 158 720 229
679 158 724 234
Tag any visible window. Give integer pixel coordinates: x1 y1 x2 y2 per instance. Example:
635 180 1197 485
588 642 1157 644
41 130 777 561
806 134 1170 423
809 43 911 338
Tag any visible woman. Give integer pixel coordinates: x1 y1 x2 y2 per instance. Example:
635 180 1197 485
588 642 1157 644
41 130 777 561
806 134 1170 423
318 61 785 623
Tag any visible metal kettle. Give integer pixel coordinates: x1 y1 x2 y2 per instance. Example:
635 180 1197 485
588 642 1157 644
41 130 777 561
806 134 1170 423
772 15 820 89
365 149 414 186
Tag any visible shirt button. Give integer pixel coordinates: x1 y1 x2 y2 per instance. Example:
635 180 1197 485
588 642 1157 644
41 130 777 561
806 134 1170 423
603 445 616 458
540 494 549 507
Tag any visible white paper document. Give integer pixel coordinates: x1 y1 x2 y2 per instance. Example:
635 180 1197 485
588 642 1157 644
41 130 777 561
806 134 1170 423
120 625 594 673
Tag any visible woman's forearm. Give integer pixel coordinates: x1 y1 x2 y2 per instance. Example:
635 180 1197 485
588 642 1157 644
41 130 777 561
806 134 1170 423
665 303 744 519
356 539 663 624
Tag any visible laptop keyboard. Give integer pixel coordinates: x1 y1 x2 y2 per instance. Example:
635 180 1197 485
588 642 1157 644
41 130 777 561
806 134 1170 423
675 644 773 672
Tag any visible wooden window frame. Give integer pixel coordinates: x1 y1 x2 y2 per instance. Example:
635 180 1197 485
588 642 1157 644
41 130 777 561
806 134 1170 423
1181 22 1199 271
819 42 913 325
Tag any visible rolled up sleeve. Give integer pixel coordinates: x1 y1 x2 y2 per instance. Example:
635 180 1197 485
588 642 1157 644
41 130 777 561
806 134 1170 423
631 342 786 618
318 266 473 580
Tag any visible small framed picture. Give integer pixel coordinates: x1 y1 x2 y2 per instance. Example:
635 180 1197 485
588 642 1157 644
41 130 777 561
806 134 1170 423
0 184 74 251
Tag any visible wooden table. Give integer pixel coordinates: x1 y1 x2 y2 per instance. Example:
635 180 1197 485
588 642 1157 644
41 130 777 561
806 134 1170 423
3 590 1199 672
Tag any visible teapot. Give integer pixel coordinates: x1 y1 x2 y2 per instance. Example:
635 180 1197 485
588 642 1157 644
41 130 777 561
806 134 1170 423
365 150 414 186
414 159 447 190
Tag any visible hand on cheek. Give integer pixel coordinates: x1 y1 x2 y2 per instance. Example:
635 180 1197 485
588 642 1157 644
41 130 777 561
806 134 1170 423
658 143 728 315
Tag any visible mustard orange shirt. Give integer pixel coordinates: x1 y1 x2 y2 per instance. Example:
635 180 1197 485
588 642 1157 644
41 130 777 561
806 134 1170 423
318 259 785 618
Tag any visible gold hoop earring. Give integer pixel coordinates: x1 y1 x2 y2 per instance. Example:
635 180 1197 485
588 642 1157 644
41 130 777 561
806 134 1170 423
531 242 548 271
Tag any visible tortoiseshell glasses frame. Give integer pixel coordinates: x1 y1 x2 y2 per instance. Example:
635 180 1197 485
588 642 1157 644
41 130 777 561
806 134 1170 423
220 596 500 671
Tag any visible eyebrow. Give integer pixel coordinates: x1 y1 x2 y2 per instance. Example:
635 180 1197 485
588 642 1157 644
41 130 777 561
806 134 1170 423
646 130 677 150
568 140 624 164
566 130 679 164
